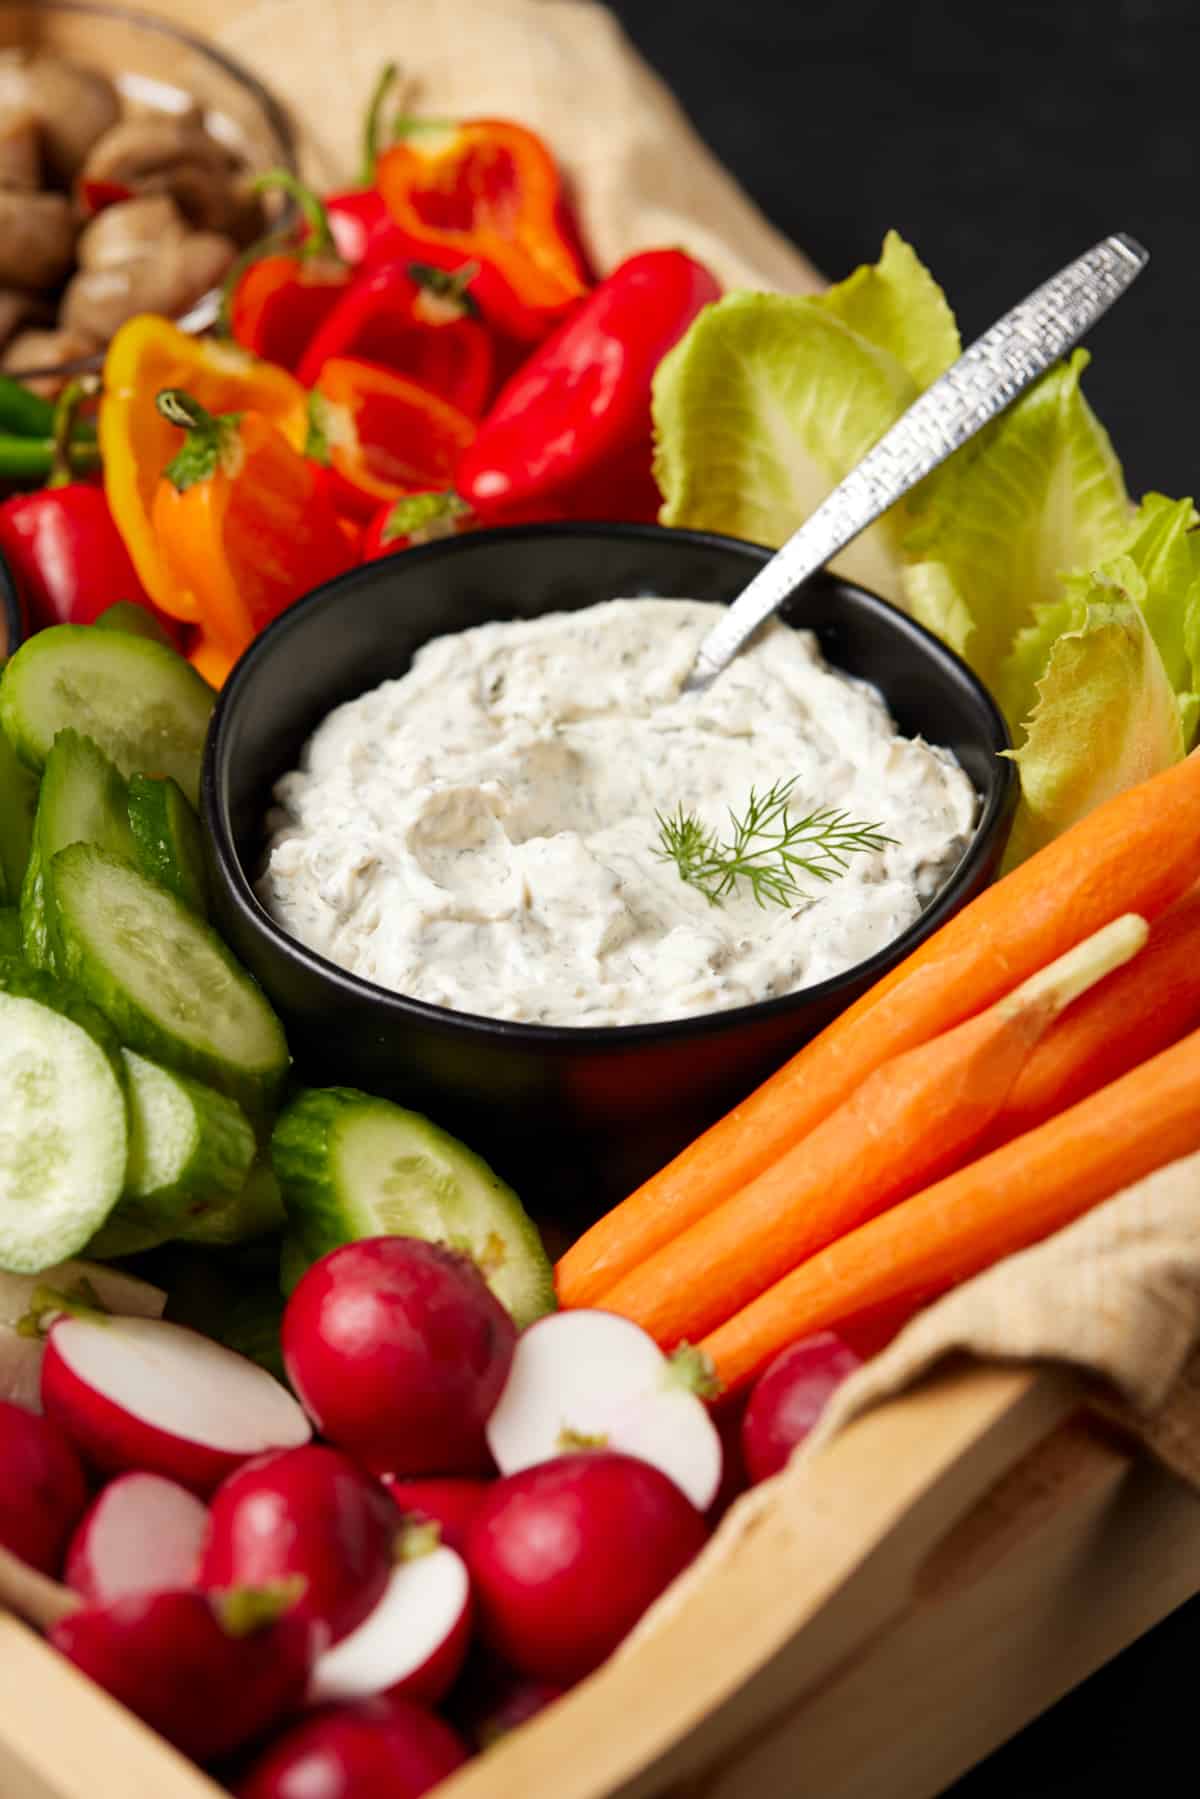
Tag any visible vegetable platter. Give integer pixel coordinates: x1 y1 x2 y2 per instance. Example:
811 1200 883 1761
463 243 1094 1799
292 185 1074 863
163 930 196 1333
5 3 1200 1798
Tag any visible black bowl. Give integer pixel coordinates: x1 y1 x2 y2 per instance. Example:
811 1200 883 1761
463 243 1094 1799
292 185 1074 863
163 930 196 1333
0 546 23 659
203 524 1015 1219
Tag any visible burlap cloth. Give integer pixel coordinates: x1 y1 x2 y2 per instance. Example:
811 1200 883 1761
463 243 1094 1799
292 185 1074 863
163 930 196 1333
210 0 1200 1491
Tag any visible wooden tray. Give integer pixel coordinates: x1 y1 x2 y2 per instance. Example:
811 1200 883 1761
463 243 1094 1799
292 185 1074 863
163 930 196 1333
5 1359 1199 1799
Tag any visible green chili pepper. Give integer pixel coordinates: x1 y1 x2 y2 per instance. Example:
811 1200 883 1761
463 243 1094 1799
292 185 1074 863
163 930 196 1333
0 434 101 483
0 376 98 445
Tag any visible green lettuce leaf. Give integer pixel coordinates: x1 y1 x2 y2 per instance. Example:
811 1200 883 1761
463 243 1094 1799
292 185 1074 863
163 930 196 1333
902 351 1131 701
1004 560 1184 867
652 234 960 604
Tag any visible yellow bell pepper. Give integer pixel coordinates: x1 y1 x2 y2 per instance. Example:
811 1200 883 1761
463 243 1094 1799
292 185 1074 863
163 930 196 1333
100 315 309 618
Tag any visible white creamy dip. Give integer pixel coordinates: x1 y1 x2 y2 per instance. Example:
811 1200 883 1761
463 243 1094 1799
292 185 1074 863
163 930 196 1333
259 598 978 1027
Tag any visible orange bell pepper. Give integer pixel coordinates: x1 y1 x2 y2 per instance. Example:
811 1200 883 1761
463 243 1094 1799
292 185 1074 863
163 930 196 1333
309 356 477 517
100 315 309 616
374 120 589 342
150 389 355 682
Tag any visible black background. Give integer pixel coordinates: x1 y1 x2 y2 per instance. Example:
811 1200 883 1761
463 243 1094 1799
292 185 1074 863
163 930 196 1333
603 0 1199 1791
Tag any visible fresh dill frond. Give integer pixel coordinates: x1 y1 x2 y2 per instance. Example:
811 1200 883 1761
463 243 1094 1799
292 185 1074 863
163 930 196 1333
653 777 897 909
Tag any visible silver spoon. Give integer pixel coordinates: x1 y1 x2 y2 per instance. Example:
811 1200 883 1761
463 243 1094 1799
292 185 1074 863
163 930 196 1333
683 232 1149 694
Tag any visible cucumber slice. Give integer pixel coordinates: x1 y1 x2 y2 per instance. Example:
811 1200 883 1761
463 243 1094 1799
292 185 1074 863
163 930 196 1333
93 601 178 650
178 1157 286 1249
0 720 37 906
0 990 128 1273
23 730 136 971
0 909 19 955
271 1087 556 1328
0 625 214 806
47 843 290 1113
127 773 208 915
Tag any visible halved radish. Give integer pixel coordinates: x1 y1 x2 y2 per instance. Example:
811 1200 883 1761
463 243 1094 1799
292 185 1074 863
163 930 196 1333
65 1472 209 1603
41 1313 311 1494
308 1525 473 1709
0 1260 164 1412
485 1309 723 1510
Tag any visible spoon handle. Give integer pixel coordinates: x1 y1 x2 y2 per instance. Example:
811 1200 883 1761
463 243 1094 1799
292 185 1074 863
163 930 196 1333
684 232 1148 692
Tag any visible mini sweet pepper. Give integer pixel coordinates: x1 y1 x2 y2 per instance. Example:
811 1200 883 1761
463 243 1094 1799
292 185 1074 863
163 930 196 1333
374 119 589 342
150 389 355 686
456 248 720 524
225 172 354 373
308 356 477 518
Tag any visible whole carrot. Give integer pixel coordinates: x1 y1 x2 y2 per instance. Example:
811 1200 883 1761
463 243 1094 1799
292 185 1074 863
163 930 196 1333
701 1024 1200 1395
597 917 1147 1348
978 886 1200 1150
556 749 1200 1308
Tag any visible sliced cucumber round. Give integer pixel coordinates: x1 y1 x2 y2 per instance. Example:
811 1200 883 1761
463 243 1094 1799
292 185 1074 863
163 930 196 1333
47 843 290 1114
0 625 214 806
127 773 208 915
271 1087 556 1328
93 601 178 650
0 991 128 1274
0 955 125 1069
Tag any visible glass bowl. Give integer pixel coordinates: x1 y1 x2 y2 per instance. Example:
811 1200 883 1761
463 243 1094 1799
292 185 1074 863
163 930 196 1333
0 0 298 383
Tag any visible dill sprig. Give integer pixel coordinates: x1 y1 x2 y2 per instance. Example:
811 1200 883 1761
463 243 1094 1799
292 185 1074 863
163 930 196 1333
654 777 897 910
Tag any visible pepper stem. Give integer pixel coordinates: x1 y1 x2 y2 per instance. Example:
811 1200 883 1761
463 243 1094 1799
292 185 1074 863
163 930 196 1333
157 389 244 493
47 376 98 490
408 260 481 320
360 60 401 184
253 168 341 261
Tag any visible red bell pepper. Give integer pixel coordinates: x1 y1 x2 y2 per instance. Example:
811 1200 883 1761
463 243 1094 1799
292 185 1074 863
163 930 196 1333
374 119 589 343
307 357 477 520
0 381 180 640
225 173 353 374
456 248 720 525
296 261 495 416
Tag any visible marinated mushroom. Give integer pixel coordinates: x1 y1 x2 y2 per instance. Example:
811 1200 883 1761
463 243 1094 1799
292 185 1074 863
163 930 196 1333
61 230 236 343
80 116 241 236
0 51 119 183
0 106 41 190
0 189 76 290
76 194 186 271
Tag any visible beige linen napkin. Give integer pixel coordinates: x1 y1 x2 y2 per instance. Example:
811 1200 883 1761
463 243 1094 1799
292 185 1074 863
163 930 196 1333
201 0 1200 1485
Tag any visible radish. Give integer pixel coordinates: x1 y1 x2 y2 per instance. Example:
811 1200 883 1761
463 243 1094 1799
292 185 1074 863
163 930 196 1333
0 1260 164 1412
48 1583 321 1763
40 1310 311 1494
233 1694 469 1799
65 1472 209 1603
466 1451 709 1683
485 1309 723 1510
740 1333 864 1485
451 1656 567 1751
199 1444 401 1643
282 1238 516 1475
0 1398 88 1575
379 1476 490 1556
308 1521 473 1709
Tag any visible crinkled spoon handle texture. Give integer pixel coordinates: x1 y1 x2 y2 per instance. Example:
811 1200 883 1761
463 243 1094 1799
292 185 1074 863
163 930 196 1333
684 232 1149 693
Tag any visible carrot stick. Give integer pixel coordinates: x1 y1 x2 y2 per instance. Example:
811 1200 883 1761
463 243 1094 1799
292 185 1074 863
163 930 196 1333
978 885 1200 1151
556 749 1200 1308
595 916 1147 1347
700 1024 1200 1395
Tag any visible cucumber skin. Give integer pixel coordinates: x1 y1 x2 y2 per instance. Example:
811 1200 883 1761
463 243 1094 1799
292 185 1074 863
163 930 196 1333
124 1052 257 1206
25 730 137 973
47 843 290 1115
271 1086 556 1328
0 721 37 905
178 1159 286 1249
19 840 51 971
127 774 208 916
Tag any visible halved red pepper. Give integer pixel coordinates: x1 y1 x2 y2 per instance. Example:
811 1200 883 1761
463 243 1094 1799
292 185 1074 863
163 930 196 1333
297 261 495 417
456 248 721 525
225 173 353 374
374 119 589 342
308 356 477 519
